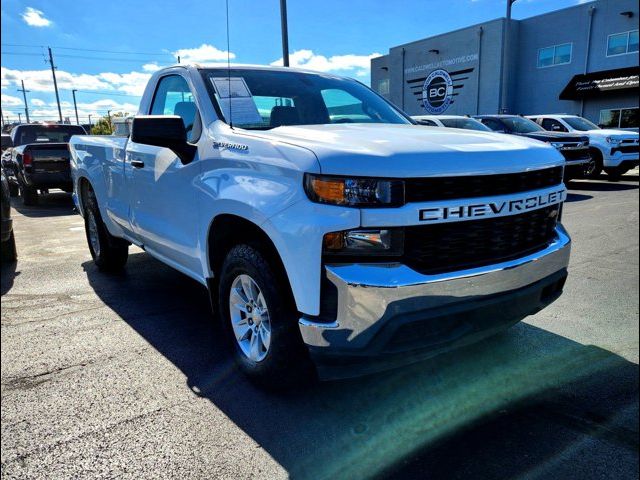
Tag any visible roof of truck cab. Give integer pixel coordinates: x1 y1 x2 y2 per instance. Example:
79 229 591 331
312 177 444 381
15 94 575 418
161 63 350 78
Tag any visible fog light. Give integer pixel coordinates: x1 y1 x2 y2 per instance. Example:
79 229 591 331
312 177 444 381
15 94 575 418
323 229 403 256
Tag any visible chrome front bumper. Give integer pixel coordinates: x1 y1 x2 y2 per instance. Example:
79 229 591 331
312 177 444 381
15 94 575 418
299 225 571 354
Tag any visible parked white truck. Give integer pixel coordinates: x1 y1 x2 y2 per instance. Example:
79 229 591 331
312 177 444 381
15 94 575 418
70 65 571 384
527 114 639 179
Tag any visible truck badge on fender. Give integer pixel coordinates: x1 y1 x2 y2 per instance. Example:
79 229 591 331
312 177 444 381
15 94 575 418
212 141 248 151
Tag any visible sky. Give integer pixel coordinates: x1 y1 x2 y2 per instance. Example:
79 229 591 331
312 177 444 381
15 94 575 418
1 0 590 124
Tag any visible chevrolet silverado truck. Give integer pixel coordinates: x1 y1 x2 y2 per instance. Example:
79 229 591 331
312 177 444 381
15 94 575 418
527 114 639 180
9 123 86 205
69 65 571 384
474 115 591 182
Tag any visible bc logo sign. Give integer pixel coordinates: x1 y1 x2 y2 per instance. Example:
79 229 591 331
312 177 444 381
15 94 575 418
422 69 453 114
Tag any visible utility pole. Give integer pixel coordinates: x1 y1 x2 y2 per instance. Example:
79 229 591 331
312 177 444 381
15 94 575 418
0 107 4 128
107 110 112 133
500 0 517 114
88 114 93 133
72 89 80 125
18 113 22 123
48 47 63 123
280 0 290 66
18 80 31 123
177 55 181 63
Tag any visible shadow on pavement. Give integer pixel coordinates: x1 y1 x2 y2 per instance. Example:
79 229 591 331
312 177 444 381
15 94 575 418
565 193 593 202
567 179 639 192
82 252 639 480
0 259 19 296
10 191 75 218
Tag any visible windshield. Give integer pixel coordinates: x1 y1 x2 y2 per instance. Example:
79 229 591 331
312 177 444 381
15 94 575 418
502 117 544 134
14 125 86 146
200 69 410 130
562 116 599 131
440 118 491 132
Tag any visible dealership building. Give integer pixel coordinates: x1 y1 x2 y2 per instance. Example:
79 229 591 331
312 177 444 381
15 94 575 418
371 0 639 129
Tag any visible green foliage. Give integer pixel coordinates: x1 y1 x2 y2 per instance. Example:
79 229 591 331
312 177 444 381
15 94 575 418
90 112 129 135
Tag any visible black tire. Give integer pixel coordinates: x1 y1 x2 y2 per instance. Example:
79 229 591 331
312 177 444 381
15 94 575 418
83 186 128 272
21 185 38 206
1 231 17 263
605 166 630 181
585 149 603 179
218 244 314 387
8 182 19 198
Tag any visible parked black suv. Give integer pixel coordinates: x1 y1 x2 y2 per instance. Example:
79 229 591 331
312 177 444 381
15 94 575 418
474 115 591 181
7 124 86 205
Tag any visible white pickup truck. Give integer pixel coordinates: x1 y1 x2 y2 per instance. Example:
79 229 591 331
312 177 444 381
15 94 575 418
527 114 639 179
70 65 571 384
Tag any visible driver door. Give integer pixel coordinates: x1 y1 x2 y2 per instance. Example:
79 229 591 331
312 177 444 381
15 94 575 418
126 74 202 277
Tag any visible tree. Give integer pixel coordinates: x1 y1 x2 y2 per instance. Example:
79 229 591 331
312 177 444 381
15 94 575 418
90 112 129 135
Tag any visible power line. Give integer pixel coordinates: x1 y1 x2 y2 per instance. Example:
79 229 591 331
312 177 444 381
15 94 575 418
2 51 166 64
1 43 173 57
73 90 141 98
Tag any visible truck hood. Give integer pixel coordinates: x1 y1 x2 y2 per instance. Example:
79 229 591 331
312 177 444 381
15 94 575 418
245 124 564 177
582 129 639 140
517 131 589 143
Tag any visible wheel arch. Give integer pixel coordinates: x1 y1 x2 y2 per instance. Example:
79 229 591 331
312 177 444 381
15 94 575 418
207 214 297 310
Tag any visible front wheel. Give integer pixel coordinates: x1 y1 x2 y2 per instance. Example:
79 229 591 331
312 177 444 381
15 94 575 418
83 187 128 272
604 166 630 181
218 244 313 387
584 149 603 178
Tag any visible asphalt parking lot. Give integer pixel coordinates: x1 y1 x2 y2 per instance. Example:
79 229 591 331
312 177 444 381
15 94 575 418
1 172 638 479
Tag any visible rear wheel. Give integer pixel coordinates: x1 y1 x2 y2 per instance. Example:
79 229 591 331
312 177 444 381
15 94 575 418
218 244 313 387
584 149 603 178
1 231 17 263
8 182 19 198
83 186 128 272
21 185 38 206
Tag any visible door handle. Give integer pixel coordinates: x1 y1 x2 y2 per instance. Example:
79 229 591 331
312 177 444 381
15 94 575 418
131 159 145 168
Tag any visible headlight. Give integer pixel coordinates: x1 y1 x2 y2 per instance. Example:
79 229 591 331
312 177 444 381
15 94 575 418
304 173 404 207
550 142 564 149
606 137 621 145
323 229 404 256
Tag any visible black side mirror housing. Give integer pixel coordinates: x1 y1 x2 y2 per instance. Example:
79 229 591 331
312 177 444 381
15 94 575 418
130 115 196 164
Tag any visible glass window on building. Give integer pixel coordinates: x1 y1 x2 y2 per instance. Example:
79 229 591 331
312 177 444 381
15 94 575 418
607 30 639 56
599 108 639 129
378 78 390 96
537 43 572 67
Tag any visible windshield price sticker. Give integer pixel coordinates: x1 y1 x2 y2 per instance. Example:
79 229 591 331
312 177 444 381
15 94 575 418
210 77 262 126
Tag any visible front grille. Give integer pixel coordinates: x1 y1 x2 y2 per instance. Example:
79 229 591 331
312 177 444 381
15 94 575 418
404 167 563 203
560 147 590 161
403 205 559 275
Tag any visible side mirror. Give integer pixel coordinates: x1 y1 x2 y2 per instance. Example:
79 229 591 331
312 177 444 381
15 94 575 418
130 115 196 164
552 124 564 132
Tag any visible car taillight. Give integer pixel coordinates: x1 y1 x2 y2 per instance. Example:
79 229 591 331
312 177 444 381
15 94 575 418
23 151 33 167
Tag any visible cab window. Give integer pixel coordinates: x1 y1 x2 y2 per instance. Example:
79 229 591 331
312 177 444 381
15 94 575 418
150 75 201 142
541 119 567 132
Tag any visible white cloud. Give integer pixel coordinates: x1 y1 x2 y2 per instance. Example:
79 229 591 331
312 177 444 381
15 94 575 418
173 44 235 63
31 98 46 106
142 63 162 72
21 7 52 27
1 95 23 107
270 49 381 78
1 66 152 96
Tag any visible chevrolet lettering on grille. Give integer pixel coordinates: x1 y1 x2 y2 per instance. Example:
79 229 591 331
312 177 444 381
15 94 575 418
419 188 566 222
